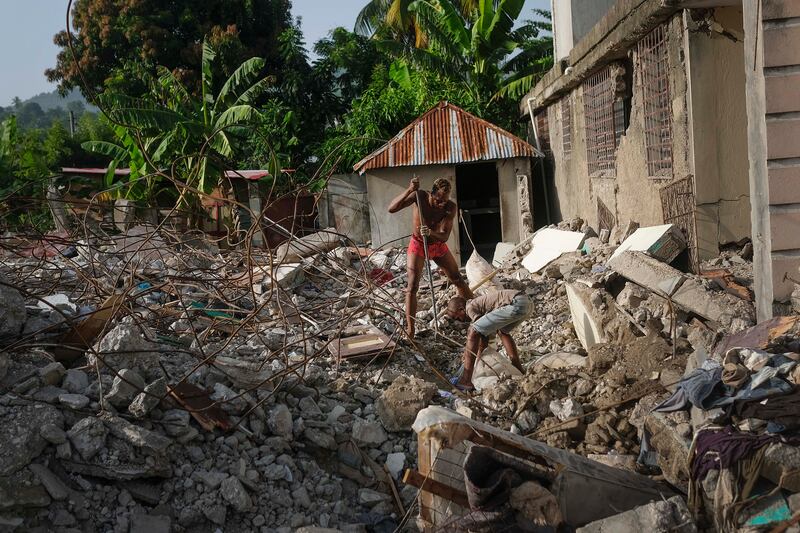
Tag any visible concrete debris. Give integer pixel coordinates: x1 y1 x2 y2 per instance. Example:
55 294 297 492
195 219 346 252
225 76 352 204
522 228 586 273
610 223 687 264
576 495 696 533
67 416 108 461
274 227 340 262
92 317 161 369
105 368 146 407
0 275 25 341
375 374 437 432
0 403 63 476
0 219 785 531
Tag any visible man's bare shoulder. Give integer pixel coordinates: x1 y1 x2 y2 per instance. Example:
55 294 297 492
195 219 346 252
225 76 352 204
444 200 457 216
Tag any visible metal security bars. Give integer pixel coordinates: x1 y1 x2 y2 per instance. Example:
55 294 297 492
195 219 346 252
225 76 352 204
561 94 572 158
535 108 551 155
583 66 625 176
637 25 673 178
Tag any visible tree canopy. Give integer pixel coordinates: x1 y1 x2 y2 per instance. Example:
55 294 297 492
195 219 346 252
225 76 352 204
47 0 293 98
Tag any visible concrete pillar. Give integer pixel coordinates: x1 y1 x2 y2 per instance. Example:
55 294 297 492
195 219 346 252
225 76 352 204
247 181 264 248
743 0 800 321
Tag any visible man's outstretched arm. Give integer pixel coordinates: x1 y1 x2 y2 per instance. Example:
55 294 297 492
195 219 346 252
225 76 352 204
388 178 419 213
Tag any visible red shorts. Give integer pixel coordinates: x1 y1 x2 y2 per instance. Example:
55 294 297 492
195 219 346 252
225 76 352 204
408 235 449 259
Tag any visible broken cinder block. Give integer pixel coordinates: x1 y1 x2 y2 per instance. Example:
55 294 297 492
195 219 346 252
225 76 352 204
610 224 686 264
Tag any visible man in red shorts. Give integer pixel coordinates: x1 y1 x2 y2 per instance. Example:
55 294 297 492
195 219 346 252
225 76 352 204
388 177 473 339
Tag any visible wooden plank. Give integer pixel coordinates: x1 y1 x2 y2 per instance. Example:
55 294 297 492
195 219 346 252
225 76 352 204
402 469 470 509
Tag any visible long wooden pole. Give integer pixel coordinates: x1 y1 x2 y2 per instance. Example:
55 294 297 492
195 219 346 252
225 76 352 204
416 190 439 334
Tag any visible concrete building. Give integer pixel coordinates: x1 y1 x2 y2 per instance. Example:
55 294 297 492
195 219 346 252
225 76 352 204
523 0 800 319
354 101 542 264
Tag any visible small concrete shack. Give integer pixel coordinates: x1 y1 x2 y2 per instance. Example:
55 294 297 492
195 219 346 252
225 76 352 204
354 101 542 264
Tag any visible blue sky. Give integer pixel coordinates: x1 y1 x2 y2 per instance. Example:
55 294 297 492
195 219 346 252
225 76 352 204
0 0 550 106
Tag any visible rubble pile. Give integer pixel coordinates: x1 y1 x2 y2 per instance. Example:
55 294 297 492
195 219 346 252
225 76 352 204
1 216 799 532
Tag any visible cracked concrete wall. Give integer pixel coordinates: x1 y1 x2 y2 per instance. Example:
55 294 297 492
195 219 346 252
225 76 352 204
539 10 751 262
544 14 692 235
687 6 752 260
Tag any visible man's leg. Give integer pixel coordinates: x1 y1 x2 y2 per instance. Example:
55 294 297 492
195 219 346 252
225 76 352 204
405 252 425 339
433 251 474 299
457 327 487 389
498 331 523 373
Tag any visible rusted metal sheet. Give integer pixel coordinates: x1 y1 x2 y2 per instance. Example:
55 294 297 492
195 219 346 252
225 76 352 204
169 382 233 432
701 269 752 301
353 101 541 173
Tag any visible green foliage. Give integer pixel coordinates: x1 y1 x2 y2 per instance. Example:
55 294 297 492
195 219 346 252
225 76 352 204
319 67 476 173
47 0 293 98
0 112 115 229
89 38 271 206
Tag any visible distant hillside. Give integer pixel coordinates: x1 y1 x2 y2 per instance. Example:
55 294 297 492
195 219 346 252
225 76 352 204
22 88 98 112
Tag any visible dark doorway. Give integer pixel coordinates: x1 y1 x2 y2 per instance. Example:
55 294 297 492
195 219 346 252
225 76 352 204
456 162 502 264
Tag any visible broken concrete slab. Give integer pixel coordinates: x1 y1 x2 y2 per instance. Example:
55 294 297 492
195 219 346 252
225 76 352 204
28 464 69 501
576 495 696 533
761 443 800 492
375 374 437 432
521 228 586 273
0 471 51 510
0 275 25 342
101 414 172 454
610 224 687 264
0 403 63 476
274 228 340 262
534 352 587 369
608 252 728 323
67 416 108 461
492 241 516 267
566 283 607 351
91 317 161 369
129 513 171 533
643 411 691 492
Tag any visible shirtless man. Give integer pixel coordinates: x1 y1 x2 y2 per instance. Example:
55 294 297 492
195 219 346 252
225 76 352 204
388 177 473 339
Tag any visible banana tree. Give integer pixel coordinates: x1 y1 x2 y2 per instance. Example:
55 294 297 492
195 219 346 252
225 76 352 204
96 37 272 196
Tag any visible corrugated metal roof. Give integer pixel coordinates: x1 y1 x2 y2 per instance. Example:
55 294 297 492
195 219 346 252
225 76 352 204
353 101 542 173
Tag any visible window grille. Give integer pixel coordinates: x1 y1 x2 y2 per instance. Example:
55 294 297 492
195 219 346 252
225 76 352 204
637 24 673 178
561 94 572 158
584 65 625 176
535 108 551 155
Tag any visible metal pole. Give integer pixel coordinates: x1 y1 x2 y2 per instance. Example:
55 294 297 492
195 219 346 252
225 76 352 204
415 190 439 334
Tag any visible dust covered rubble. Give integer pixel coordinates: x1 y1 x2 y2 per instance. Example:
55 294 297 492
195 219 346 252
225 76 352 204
0 219 771 531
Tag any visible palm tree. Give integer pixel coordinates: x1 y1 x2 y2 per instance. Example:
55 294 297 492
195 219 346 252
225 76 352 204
394 0 552 107
355 0 481 48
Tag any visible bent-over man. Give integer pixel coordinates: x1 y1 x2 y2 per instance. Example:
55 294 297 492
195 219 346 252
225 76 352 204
387 177 473 339
446 289 531 391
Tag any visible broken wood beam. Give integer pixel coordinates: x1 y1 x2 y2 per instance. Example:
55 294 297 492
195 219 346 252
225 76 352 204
401 469 470 509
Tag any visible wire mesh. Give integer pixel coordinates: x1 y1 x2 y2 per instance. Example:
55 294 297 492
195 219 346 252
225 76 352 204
637 24 673 178
561 94 572 158
583 65 625 177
